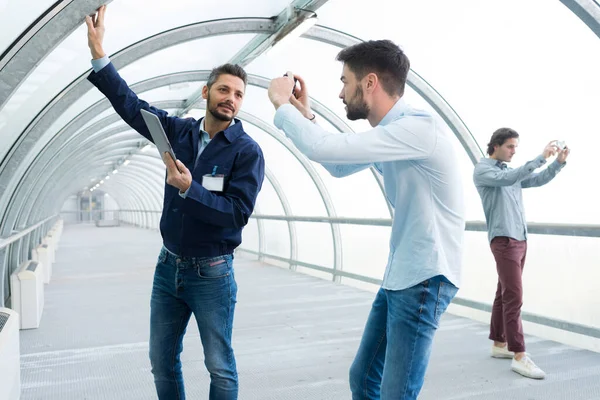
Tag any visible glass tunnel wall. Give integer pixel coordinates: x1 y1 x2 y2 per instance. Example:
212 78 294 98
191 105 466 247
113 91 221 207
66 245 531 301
0 0 598 349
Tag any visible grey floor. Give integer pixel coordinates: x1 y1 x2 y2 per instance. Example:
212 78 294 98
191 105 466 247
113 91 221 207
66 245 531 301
18 224 600 400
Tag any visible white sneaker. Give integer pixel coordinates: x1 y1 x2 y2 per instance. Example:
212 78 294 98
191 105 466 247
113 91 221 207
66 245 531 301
511 355 546 379
491 344 514 359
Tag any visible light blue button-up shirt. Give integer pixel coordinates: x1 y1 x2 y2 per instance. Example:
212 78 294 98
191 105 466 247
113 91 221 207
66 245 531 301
473 155 565 243
90 55 233 199
274 100 465 290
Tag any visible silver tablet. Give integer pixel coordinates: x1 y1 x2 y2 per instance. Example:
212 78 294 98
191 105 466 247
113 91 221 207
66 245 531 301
140 109 177 162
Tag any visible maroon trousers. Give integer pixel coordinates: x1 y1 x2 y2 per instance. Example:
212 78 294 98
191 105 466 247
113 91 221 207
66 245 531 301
489 236 527 353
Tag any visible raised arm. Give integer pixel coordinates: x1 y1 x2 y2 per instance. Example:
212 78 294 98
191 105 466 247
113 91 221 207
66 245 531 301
474 141 559 187
85 5 185 143
521 147 569 188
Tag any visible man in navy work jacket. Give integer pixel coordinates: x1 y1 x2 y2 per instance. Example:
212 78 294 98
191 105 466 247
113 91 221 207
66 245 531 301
85 6 264 400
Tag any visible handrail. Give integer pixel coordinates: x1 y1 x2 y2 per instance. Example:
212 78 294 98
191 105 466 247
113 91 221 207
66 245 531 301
0 214 57 250
237 248 600 339
69 210 600 238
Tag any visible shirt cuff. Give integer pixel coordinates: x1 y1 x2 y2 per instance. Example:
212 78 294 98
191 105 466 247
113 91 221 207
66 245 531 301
274 103 301 130
534 154 547 166
179 186 191 198
550 159 566 171
91 55 110 73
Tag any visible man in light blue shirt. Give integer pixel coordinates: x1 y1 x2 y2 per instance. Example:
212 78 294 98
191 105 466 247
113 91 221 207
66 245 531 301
268 40 465 399
474 128 568 379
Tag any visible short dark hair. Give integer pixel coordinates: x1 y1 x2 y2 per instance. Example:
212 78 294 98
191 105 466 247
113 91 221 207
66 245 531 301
336 40 410 97
487 128 520 155
206 63 247 89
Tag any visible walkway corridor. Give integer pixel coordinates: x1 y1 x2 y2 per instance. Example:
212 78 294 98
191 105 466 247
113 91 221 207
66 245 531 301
19 225 600 399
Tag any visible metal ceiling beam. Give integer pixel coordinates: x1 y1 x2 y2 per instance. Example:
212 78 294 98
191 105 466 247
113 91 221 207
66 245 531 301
0 20 477 227
178 0 330 116
560 0 600 39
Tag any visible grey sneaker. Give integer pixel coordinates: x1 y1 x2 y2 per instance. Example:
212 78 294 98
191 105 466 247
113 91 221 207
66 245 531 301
491 344 514 359
511 355 546 379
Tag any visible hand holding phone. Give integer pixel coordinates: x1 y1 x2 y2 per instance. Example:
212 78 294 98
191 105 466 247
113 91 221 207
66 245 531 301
283 73 299 96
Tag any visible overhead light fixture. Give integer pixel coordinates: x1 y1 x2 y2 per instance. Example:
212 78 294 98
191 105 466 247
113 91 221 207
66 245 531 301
105 175 110 180
123 160 131 166
100 180 104 184
268 8 318 56
112 169 118 174
141 143 153 152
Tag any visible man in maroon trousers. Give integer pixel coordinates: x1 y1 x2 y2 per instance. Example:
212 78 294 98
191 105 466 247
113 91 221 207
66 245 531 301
474 128 569 379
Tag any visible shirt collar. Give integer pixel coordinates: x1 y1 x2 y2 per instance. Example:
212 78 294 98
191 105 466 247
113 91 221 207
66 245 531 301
199 118 236 142
480 157 506 169
378 98 410 126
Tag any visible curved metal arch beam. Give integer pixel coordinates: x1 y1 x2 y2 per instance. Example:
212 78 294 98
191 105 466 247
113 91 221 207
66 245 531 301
0 18 277 197
24 143 167 225
25 144 165 223
101 184 145 226
101 171 160 227
263 166 298 268
1 17 484 228
0 0 108 108
33 165 154 227
7 79 346 273
98 183 149 227
11 100 181 228
7 74 395 281
231 110 342 275
560 0 600 39
303 25 484 165
28 148 165 225
49 169 154 228
10 97 182 222
5 98 180 227
5 7 600 221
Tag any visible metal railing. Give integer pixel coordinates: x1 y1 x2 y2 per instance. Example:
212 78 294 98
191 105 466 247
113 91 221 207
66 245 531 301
0 214 58 307
57 209 600 338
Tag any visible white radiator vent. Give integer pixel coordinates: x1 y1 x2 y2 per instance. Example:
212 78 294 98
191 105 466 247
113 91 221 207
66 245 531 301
0 311 9 331
10 260 44 329
0 307 21 400
31 245 51 284
26 261 38 272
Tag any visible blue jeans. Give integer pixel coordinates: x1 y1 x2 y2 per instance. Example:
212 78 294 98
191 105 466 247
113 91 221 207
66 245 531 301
149 247 238 400
349 275 458 400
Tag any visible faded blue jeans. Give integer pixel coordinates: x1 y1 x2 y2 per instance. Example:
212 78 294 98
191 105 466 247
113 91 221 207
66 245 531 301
349 275 458 400
149 247 238 400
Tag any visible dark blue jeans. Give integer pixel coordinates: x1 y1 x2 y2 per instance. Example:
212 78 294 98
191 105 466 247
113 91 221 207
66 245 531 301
149 247 238 400
349 275 458 400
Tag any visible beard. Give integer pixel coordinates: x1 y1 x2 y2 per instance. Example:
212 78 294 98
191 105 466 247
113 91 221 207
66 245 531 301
345 86 370 121
207 93 234 122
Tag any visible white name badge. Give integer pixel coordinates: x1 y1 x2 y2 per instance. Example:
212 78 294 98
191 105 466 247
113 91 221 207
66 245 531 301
202 174 225 191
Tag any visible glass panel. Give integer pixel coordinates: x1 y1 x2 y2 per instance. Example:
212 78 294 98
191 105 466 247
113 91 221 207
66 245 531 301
254 175 286 216
314 0 599 223
0 31 254 169
338 225 390 281
461 231 600 327
240 218 260 253
237 121 330 217
0 0 56 55
294 221 334 269
262 220 291 259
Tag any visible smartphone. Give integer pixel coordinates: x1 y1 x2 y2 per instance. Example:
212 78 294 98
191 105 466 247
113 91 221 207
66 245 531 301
283 73 299 96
